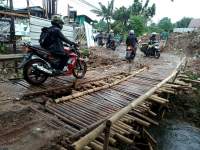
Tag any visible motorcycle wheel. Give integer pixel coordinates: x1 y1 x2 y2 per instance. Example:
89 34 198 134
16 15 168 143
112 46 116 51
23 59 48 85
155 51 160 59
73 60 87 79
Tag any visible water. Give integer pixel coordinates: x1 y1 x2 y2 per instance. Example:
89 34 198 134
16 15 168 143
150 119 200 150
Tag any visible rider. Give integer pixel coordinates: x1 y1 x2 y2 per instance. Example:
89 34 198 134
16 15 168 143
126 30 138 49
106 30 114 47
95 31 104 46
126 30 138 59
45 15 77 73
148 32 158 54
149 32 157 44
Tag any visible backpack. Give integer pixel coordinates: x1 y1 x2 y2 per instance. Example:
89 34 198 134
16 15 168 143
39 27 52 49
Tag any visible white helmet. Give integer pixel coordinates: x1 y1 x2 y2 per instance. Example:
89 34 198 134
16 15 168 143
129 30 134 34
110 30 114 33
151 32 157 35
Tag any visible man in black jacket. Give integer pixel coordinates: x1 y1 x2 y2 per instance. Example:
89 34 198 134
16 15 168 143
126 30 138 48
43 15 77 73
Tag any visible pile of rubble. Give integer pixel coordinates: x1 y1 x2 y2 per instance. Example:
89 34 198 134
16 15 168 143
164 30 200 56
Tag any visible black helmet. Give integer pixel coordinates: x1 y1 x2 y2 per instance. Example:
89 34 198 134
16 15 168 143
51 15 64 29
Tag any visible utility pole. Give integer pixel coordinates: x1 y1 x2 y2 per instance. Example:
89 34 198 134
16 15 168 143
9 0 18 74
52 0 56 15
9 0 16 53
26 0 30 17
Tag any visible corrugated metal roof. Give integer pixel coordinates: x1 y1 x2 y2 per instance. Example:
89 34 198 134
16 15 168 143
188 19 200 28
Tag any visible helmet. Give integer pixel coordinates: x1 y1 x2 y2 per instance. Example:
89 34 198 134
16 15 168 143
51 15 64 29
110 30 113 33
151 32 157 36
129 30 134 34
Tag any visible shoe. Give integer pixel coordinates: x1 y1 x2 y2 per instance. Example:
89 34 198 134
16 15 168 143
63 66 68 72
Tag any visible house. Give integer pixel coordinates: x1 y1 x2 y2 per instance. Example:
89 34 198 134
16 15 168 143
16 6 45 18
188 18 200 28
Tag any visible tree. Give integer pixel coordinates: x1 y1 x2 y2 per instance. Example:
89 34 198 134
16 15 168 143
129 15 145 36
93 20 107 32
113 6 130 27
175 17 192 28
130 0 156 19
111 20 124 34
91 0 115 32
147 23 163 33
158 17 173 32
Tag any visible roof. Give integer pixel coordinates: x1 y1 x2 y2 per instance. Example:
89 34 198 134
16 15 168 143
188 19 200 28
16 6 44 12
77 15 94 23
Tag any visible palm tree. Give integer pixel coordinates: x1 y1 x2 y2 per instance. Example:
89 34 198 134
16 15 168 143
91 0 115 32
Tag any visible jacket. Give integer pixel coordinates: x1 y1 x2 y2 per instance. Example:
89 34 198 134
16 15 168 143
47 25 75 54
126 34 138 47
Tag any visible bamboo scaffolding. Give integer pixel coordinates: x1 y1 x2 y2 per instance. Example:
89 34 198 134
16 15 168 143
55 68 146 103
70 57 185 150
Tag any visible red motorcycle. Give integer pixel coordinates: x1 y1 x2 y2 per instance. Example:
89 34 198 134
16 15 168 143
18 43 87 85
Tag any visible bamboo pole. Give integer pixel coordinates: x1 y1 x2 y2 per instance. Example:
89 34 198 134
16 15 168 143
55 68 146 103
143 128 157 145
89 141 103 150
124 115 150 127
0 10 28 17
149 95 169 104
130 111 159 126
103 121 112 150
114 133 133 144
70 57 185 150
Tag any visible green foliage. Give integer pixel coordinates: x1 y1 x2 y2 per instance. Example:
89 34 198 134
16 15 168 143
129 15 145 36
147 23 164 33
175 17 192 28
130 0 156 19
113 6 130 26
158 17 173 32
130 0 143 16
111 0 156 35
0 43 7 54
94 20 107 32
80 48 89 58
111 21 125 34
91 0 115 32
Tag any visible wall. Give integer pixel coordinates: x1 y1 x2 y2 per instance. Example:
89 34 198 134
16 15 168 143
30 16 74 45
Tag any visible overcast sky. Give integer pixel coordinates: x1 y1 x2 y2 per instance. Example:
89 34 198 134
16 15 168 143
14 0 200 23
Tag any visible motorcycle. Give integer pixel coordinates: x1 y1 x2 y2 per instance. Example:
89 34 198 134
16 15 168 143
140 41 160 59
18 43 87 85
106 40 116 51
125 46 136 63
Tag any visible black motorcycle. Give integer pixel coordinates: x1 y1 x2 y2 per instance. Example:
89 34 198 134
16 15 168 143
125 46 136 63
140 41 160 59
106 40 116 51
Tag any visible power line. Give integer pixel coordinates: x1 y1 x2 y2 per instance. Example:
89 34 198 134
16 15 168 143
76 0 99 10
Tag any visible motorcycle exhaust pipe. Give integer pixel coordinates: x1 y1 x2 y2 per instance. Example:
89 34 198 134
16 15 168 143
32 64 52 75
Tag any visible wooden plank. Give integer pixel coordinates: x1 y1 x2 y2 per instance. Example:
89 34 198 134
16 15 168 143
0 54 23 61
0 11 28 17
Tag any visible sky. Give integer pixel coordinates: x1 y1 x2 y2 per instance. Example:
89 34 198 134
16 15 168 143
12 0 200 23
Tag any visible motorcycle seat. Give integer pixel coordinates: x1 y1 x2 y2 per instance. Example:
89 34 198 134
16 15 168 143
28 45 51 55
